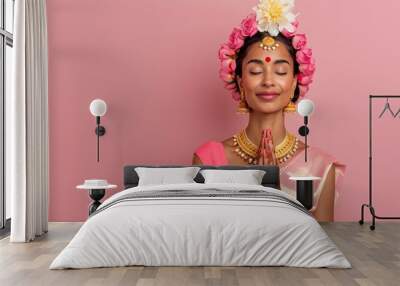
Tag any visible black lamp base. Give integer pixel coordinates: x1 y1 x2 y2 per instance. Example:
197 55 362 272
298 125 309 136
88 189 105 215
296 180 313 210
95 126 106 136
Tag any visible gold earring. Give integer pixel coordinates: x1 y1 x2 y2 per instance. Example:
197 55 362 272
237 90 250 114
284 99 296 113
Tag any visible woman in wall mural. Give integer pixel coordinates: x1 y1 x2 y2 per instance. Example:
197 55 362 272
192 0 345 222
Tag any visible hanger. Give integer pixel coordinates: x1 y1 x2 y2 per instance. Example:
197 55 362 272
378 98 396 118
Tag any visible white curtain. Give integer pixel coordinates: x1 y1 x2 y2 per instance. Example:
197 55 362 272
8 0 49 242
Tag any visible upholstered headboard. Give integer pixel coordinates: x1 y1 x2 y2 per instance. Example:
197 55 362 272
123 165 280 190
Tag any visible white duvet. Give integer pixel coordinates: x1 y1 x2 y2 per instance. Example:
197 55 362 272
50 183 351 269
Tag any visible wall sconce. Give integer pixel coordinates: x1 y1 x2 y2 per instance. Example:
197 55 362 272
297 99 314 162
89 99 107 162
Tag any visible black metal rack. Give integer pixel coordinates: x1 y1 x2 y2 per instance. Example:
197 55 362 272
359 95 400 230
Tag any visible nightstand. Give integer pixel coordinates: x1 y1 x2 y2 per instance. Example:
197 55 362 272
77 180 117 215
289 176 321 210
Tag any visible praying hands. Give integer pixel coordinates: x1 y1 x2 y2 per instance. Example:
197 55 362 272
256 129 277 166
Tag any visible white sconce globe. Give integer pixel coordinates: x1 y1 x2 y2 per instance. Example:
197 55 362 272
297 99 315 117
89 99 107 117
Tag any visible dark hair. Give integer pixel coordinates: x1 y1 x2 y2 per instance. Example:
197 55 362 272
234 32 300 103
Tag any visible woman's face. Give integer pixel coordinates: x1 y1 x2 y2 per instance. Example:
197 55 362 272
237 40 297 114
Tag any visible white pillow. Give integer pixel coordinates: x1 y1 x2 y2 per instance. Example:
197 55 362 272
200 169 266 185
135 167 201 186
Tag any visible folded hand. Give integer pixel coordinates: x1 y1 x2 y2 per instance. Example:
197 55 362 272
256 129 277 166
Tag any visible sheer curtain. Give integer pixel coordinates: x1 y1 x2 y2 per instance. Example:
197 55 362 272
7 0 49 242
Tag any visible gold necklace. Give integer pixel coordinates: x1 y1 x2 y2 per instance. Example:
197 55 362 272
232 130 299 165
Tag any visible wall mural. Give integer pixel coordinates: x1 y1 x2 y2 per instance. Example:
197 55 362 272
193 0 345 222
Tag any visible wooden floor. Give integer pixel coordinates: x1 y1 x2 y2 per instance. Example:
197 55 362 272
0 222 399 286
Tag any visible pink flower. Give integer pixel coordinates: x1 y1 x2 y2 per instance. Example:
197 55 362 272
218 44 236 61
225 82 237 90
292 34 307 50
231 91 241 101
240 13 258 37
298 84 309 98
281 20 299 38
221 58 236 73
219 69 235 83
227 27 244 51
297 74 313 85
296 48 313 64
299 61 316 76
299 64 315 76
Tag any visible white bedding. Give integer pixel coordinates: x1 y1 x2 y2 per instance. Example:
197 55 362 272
50 183 351 269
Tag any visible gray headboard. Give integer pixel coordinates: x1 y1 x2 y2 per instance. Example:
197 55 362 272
124 165 280 190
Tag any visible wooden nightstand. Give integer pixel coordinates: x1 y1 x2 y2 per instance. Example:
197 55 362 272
77 180 117 215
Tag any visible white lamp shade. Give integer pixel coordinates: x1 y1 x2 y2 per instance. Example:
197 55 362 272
297 99 315 117
89 99 107 117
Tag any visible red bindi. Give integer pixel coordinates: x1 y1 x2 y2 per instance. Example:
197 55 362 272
265 56 271 63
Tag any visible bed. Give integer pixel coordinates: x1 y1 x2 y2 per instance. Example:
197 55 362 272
50 165 351 269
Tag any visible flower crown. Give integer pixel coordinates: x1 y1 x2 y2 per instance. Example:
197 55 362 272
218 0 315 101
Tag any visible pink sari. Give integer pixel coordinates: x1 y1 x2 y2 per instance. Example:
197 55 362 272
194 141 346 208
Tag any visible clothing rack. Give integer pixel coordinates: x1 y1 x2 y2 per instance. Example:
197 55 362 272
359 95 400 230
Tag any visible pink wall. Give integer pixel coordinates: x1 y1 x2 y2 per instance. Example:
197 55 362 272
47 0 400 221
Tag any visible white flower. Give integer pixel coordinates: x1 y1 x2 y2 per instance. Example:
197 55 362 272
253 0 297 36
